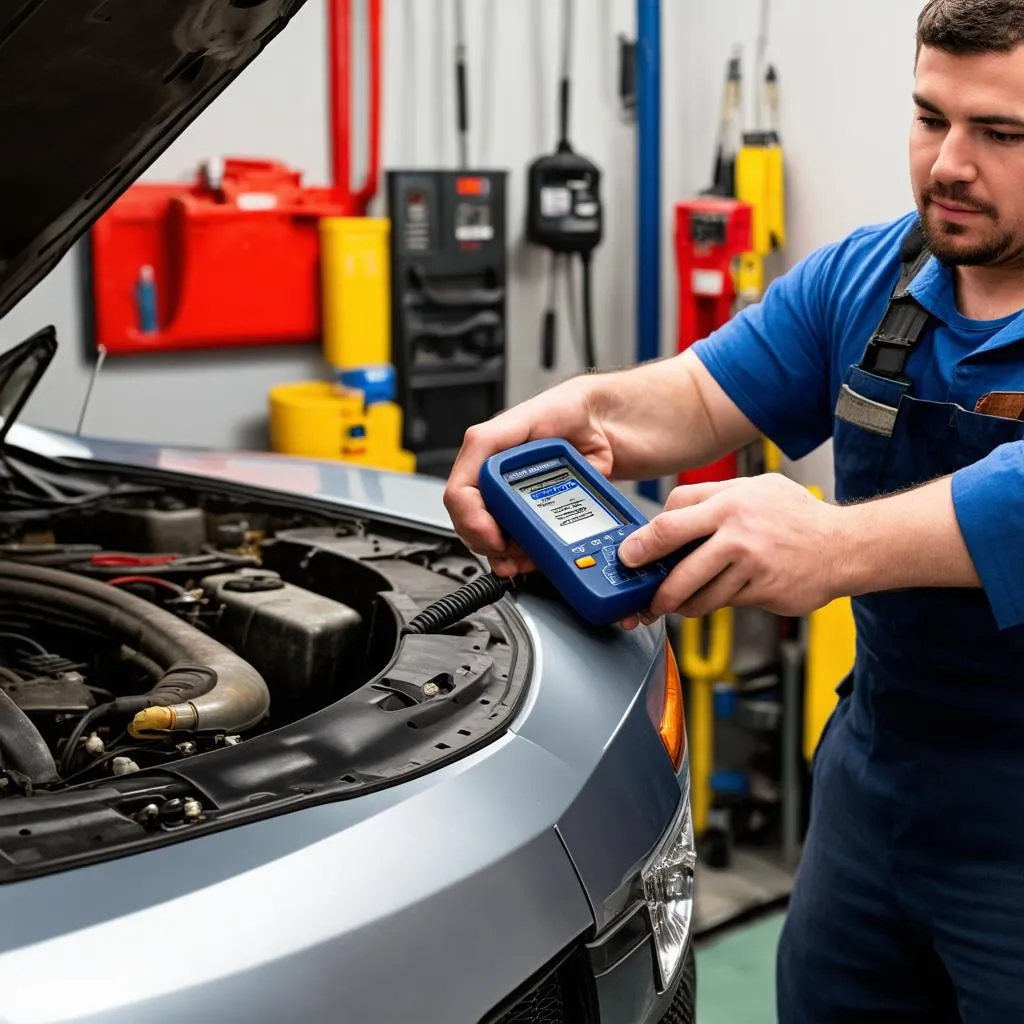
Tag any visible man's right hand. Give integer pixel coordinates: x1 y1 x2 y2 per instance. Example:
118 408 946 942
443 378 613 577
443 350 759 579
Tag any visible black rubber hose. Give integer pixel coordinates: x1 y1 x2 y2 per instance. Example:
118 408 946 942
402 572 514 635
0 584 210 689
0 686 59 784
0 561 268 734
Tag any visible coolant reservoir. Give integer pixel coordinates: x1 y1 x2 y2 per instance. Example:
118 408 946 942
200 569 362 699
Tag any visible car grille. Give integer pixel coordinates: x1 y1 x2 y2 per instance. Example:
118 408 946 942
661 983 696 1024
489 942 696 1024
495 974 567 1024
488 947 597 1024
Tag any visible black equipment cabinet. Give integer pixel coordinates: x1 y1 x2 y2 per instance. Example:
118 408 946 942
386 169 508 478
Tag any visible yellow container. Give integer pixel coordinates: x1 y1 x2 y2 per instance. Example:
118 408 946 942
319 217 391 372
268 380 415 474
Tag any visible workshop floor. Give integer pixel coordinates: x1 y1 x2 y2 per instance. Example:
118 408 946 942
693 850 795 935
695 912 784 1024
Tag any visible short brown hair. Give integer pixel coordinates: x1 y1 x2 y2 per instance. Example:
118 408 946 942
917 0 1024 54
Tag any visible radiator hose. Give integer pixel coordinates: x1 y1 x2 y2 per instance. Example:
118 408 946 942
0 686 59 785
0 561 270 738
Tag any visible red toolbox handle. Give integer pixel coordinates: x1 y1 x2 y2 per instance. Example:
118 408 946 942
328 0 382 214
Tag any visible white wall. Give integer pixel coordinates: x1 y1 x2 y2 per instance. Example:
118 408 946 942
9 0 929 488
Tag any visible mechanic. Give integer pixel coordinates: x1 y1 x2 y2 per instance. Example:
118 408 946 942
443 0 1024 1019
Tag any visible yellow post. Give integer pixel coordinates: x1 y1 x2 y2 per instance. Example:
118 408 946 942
802 486 856 759
680 607 734 835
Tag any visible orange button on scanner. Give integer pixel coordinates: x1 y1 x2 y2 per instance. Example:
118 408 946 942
575 555 597 569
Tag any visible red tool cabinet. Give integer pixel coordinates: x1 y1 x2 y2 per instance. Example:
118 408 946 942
86 0 381 357
89 160 353 355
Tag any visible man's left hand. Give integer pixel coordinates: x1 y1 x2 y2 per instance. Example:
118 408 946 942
616 474 843 628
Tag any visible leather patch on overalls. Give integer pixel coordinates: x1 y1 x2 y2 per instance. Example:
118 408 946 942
974 392 1024 421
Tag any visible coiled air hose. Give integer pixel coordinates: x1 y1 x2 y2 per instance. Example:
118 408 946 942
402 572 515 635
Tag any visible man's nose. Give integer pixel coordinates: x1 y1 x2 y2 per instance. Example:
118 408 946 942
931 127 979 185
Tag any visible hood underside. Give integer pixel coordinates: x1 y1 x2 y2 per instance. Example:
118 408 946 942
0 0 306 324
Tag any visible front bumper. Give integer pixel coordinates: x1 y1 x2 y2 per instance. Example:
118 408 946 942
587 784 696 1024
482 782 697 1024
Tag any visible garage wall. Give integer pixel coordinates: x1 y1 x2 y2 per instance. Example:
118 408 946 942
9 0 928 489
9 0 637 451
375 0 638 393
664 0 925 495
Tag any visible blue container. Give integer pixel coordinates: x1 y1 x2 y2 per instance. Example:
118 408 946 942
337 365 396 407
711 770 751 797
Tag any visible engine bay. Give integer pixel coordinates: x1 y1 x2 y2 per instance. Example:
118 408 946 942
0 452 530 880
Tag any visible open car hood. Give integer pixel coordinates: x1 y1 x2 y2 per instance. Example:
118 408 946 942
0 0 305 329
0 328 56 447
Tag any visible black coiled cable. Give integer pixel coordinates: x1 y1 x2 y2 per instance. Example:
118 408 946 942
402 572 515 636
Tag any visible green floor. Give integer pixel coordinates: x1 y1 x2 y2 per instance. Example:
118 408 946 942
695 912 785 1024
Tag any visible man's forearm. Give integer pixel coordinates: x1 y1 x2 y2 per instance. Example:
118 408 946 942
832 475 981 599
584 351 762 481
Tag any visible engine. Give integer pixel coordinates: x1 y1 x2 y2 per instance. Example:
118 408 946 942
0 448 528 886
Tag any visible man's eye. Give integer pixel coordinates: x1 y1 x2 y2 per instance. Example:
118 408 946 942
917 116 946 130
988 130 1024 145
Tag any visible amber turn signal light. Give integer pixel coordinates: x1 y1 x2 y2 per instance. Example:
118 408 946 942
659 638 686 771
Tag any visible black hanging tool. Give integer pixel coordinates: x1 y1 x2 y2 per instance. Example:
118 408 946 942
525 0 603 371
454 0 469 168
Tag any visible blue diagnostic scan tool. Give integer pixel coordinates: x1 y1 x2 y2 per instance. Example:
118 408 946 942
479 439 702 626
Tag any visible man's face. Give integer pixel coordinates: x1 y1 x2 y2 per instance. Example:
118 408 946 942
911 44 1024 267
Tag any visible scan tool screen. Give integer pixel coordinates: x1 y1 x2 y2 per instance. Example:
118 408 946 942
514 463 622 546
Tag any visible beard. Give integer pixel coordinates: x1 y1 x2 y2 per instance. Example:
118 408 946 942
917 185 1024 268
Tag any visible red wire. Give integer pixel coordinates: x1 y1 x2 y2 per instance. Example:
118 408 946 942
106 575 187 596
91 553 178 567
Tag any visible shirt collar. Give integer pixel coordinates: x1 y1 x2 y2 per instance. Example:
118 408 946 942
908 254 1024 350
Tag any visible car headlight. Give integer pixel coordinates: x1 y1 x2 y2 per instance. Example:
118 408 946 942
641 786 697 992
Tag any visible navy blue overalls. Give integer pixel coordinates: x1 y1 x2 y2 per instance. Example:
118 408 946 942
776 224 1024 1022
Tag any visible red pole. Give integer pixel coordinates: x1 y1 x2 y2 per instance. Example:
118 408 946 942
352 0 382 214
327 0 353 209
327 0 381 214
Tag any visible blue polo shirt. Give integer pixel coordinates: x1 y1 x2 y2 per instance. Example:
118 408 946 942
691 210 1024 630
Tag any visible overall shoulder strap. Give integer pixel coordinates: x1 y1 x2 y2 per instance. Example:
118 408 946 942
858 221 933 383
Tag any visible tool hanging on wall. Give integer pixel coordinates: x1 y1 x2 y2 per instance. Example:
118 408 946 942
454 0 470 168
706 48 743 199
735 62 785 303
722 0 785 304
525 0 603 371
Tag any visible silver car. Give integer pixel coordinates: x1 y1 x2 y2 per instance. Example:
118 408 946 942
0 4 696 1022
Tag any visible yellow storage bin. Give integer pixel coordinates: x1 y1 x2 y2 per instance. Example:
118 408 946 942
319 217 391 372
268 380 415 474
